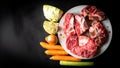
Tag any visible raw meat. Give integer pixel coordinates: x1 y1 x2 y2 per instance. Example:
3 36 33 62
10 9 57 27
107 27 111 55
89 21 107 46
66 35 98 58
82 5 105 21
66 34 78 50
75 15 88 36
63 13 75 36
82 6 97 17
88 9 105 21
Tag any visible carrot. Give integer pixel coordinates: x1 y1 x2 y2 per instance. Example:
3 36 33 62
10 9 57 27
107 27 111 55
48 44 61 46
40 42 64 50
50 55 81 62
45 50 68 55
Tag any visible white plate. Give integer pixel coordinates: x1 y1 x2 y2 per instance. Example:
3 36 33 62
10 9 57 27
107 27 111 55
58 5 112 59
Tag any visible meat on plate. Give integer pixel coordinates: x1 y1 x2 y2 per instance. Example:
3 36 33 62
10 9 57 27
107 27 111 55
62 5 107 58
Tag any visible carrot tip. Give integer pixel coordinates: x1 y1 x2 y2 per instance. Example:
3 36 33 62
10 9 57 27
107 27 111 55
50 57 52 60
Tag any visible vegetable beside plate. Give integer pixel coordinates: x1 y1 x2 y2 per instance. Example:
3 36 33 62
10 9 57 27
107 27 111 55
60 61 94 66
43 4 63 22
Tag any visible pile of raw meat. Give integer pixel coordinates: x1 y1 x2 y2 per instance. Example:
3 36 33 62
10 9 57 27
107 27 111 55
63 5 108 58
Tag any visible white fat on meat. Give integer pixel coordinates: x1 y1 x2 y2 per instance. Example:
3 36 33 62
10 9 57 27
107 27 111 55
89 21 107 46
79 36 89 46
75 15 88 36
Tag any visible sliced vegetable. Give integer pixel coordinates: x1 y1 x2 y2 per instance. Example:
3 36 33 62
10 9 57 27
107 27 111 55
43 21 58 34
45 50 68 55
60 61 94 66
50 56 81 61
45 34 58 44
43 4 63 22
40 42 64 50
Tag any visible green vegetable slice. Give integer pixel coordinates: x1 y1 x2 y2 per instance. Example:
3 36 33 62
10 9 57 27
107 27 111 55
43 21 58 34
60 61 94 66
43 5 63 22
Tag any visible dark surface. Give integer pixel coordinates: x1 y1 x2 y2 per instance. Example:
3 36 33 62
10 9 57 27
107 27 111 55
0 0 119 68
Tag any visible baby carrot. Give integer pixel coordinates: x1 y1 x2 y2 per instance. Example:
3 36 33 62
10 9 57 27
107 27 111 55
40 42 64 50
45 50 68 55
50 55 81 62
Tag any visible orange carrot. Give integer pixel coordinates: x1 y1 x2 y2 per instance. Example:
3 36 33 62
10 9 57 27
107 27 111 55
40 42 64 50
50 55 81 62
45 50 68 55
48 44 60 46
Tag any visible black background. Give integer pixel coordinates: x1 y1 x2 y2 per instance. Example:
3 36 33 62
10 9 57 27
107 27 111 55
0 0 119 68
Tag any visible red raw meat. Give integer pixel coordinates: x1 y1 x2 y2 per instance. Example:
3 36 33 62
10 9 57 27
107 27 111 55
88 9 105 21
82 5 105 21
66 34 78 50
89 21 107 46
82 6 97 17
75 15 88 36
66 35 98 58
63 13 75 36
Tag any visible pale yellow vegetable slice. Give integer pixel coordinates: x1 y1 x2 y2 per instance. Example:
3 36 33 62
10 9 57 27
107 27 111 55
43 21 58 34
43 5 63 22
